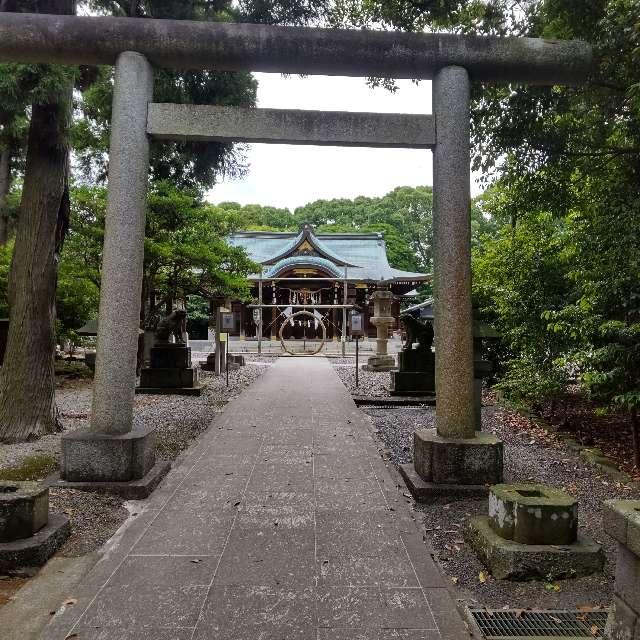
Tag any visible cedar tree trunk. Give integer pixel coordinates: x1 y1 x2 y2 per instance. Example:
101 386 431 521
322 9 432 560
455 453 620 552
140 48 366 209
0 0 75 442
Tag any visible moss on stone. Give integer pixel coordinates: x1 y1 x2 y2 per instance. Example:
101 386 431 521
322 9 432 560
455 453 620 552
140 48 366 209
0 454 59 482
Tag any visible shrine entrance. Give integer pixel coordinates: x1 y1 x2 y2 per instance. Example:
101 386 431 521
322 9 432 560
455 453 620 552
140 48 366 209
278 310 327 356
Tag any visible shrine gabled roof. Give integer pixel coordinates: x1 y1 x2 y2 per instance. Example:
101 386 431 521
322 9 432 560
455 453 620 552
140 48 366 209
264 256 345 279
261 224 355 267
226 227 429 283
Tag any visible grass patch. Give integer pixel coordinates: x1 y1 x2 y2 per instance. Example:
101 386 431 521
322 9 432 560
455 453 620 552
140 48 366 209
0 453 59 481
55 360 93 379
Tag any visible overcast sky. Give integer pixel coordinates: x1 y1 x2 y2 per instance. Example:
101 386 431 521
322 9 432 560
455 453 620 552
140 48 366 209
207 73 482 210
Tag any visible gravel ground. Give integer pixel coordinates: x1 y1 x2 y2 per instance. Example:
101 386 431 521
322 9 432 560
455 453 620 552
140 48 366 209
332 356 394 397
333 361 640 610
0 358 273 566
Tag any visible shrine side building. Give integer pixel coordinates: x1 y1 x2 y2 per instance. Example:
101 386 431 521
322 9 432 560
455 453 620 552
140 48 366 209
226 225 429 341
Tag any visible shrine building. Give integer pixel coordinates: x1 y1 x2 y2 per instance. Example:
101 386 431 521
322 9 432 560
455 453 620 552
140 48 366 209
225 224 429 342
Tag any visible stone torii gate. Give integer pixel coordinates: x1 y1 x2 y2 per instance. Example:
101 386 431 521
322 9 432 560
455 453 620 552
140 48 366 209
0 14 592 495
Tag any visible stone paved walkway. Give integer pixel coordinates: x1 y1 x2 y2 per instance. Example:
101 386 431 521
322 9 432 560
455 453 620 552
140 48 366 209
42 357 468 640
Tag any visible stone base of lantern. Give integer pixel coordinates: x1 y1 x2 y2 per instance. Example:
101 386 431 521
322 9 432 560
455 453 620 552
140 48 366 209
465 516 604 580
466 483 603 581
0 481 70 570
0 513 70 571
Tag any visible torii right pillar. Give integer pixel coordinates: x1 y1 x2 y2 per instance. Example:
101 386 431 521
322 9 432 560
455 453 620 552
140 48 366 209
404 66 503 499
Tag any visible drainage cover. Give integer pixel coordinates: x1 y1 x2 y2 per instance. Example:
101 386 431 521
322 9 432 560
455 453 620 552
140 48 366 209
469 608 609 639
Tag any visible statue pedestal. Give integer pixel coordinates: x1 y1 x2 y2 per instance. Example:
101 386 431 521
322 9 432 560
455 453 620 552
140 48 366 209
390 349 435 396
137 344 202 396
362 354 396 371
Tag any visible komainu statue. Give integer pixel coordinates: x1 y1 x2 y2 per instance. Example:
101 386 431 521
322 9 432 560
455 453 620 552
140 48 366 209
400 313 434 352
155 309 187 344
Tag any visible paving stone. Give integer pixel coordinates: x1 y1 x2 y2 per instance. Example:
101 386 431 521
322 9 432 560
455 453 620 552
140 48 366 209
80 556 215 629
313 453 374 479
317 631 441 640
316 551 420 587
315 478 389 512
235 500 314 530
214 526 315 586
66 627 194 639
194 585 315 639
131 510 233 555
316 587 437 629
315 510 402 553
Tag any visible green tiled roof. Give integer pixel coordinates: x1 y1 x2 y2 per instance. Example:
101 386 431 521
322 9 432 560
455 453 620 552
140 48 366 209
227 229 428 283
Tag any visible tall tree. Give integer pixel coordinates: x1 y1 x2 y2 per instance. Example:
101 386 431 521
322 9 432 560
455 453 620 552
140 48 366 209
0 0 76 442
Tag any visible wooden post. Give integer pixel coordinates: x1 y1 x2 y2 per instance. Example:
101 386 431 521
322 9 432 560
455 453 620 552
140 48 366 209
258 274 263 354
270 280 277 341
342 267 348 356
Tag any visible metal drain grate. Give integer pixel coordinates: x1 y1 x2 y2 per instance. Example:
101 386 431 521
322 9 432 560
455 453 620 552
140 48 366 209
469 608 609 639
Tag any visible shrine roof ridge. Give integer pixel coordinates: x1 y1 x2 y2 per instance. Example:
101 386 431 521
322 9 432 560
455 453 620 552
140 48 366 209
229 231 385 240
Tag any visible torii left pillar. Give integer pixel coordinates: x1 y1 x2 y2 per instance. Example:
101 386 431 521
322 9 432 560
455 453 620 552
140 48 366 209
59 52 170 498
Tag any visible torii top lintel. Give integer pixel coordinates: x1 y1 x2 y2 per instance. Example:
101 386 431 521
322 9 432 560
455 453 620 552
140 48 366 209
0 13 592 85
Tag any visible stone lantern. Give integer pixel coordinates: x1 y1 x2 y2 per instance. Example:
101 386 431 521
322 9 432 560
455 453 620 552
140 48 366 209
364 289 396 371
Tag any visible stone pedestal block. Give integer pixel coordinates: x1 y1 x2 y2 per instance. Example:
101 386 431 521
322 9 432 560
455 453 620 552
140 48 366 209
465 516 604 581
390 370 435 396
488 483 577 546
137 343 201 395
466 483 602 581
390 350 435 395
140 367 198 389
201 351 216 371
150 344 192 369
363 354 396 371
399 349 433 372
0 482 48 542
0 482 70 570
229 354 246 367
604 500 640 640
61 425 156 483
413 428 503 486
0 513 70 571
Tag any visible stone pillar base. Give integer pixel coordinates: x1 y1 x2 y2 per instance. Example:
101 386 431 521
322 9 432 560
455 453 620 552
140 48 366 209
0 513 70 571
60 425 168 498
604 500 640 640
362 354 396 371
465 516 604 580
414 427 503 485
399 464 490 502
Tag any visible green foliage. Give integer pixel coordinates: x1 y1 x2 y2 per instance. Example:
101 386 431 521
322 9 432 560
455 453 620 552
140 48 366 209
0 239 12 317
473 211 574 405
143 181 258 324
54 182 258 330
452 0 640 450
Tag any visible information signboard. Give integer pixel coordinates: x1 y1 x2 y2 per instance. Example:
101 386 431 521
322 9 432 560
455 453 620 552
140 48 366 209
351 313 363 334
221 312 235 330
